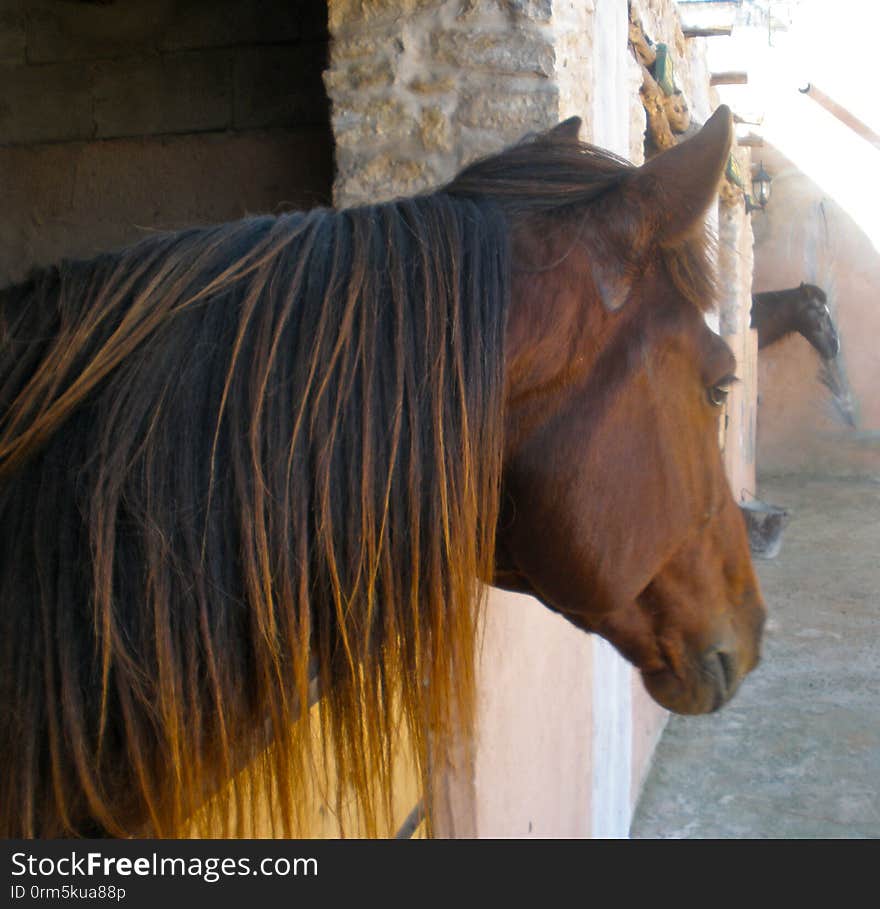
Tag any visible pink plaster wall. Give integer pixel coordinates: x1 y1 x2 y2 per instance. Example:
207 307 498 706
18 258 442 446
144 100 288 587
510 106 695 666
717 192 760 502
471 589 594 837
630 674 666 811
722 314 759 500
752 144 880 478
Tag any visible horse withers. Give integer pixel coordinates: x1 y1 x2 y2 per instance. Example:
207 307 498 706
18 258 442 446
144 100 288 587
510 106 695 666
0 105 764 837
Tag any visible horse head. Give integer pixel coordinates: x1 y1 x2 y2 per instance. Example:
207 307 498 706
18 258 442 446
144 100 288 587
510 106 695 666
486 108 766 714
798 283 840 360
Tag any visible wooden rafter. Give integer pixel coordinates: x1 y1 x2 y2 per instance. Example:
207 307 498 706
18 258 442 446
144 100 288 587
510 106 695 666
799 83 880 151
683 26 733 38
711 71 748 86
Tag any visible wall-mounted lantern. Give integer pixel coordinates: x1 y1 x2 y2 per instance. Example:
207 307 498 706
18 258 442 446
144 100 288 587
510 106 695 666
745 162 772 213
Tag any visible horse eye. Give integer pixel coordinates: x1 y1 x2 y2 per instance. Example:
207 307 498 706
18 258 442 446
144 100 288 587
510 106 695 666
707 385 728 407
707 375 737 407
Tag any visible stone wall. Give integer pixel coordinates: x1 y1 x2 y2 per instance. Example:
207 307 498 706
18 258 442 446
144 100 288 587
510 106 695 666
326 0 595 207
326 0 751 839
0 0 333 284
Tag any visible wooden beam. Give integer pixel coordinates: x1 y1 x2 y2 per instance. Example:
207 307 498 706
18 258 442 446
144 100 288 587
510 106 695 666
738 135 764 147
799 83 880 151
683 26 733 38
711 71 748 85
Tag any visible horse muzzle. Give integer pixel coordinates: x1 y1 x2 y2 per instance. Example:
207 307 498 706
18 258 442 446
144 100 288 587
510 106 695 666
640 602 766 715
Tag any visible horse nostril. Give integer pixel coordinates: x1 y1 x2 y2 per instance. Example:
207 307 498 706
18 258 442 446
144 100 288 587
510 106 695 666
702 648 738 710
715 650 737 692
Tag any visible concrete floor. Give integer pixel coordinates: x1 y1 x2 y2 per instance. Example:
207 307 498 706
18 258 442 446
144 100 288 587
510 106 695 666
631 476 880 838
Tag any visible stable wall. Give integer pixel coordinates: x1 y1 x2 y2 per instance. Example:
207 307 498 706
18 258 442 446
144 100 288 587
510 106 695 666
0 0 333 286
752 143 880 479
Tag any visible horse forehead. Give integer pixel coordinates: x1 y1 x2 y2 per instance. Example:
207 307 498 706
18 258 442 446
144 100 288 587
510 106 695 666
619 298 726 386
807 298 832 319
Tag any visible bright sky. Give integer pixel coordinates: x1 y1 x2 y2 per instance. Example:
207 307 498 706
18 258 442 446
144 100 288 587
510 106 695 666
693 0 880 251
789 0 879 135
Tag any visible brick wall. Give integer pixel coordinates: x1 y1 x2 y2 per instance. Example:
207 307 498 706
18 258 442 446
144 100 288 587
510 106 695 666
0 0 333 284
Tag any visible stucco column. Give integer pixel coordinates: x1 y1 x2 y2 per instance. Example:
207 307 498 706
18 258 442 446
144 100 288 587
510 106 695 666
587 0 635 840
719 192 758 500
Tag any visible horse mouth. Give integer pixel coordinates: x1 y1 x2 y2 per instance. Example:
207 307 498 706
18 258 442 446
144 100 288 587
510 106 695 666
641 647 746 715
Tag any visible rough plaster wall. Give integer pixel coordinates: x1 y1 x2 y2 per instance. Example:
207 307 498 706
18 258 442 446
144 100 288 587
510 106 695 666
553 1 593 127
753 144 880 479
588 0 634 840
0 0 333 285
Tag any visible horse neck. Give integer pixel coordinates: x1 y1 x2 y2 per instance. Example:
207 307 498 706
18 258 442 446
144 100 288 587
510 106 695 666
752 287 808 348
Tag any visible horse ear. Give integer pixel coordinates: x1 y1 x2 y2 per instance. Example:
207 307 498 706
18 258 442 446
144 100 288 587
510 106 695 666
546 116 583 143
592 106 732 312
592 104 733 312
632 104 733 243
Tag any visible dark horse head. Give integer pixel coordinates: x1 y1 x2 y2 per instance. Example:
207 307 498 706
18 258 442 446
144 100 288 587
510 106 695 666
751 282 840 360
0 106 764 837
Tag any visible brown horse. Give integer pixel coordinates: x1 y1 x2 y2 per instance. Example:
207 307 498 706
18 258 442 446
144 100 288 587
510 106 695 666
751 283 840 360
0 105 764 838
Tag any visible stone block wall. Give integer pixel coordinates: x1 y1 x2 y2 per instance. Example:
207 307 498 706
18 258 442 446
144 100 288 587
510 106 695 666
325 0 594 207
0 0 328 145
0 0 333 284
